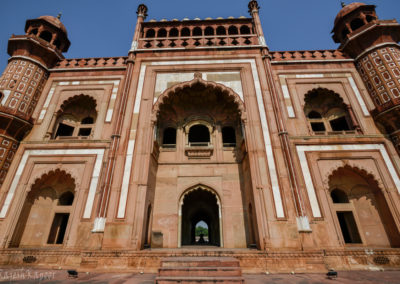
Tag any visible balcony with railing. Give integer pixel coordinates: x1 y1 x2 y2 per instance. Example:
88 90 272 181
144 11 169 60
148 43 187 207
138 18 260 50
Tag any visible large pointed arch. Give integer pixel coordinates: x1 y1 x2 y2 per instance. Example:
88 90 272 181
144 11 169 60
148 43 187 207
152 73 246 121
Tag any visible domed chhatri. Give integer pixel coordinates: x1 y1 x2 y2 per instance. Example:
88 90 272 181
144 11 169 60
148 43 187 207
332 2 377 44
24 14 70 53
332 2 400 154
37 15 68 35
334 2 368 26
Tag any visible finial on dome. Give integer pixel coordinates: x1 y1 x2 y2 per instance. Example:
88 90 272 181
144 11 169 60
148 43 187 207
248 0 260 15
137 4 148 19
341 2 346 8
57 12 62 19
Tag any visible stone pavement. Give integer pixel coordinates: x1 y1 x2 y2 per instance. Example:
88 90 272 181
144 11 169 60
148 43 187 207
0 268 399 283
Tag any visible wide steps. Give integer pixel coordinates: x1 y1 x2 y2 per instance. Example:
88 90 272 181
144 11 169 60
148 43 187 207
156 257 244 283
158 267 242 277
155 276 244 283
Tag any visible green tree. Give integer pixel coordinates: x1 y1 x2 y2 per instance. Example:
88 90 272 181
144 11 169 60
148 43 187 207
195 226 208 236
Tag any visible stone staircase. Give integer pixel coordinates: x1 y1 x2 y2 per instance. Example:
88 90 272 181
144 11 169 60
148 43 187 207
155 256 244 283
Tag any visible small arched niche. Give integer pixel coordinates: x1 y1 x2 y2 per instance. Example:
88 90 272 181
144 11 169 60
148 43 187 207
162 127 177 147
39 30 53 43
222 126 236 147
330 188 349 203
188 124 210 146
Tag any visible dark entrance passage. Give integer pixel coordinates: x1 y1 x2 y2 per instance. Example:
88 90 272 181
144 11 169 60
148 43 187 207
181 188 220 246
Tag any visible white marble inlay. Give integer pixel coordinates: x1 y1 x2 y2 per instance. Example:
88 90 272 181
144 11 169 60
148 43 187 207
347 75 370 116
0 148 105 219
154 72 244 101
117 139 135 218
278 73 371 119
118 58 284 219
296 144 400 218
92 217 106 232
287 106 295 117
281 84 290 99
105 110 113 121
295 74 324 78
1 90 11 105
38 80 120 123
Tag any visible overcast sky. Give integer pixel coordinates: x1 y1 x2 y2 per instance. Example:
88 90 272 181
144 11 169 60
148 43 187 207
0 0 399 71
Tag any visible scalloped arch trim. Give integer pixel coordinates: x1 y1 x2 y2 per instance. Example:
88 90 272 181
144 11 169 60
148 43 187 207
152 76 246 121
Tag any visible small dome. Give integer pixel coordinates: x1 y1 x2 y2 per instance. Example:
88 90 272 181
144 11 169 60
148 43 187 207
38 15 67 35
334 2 367 26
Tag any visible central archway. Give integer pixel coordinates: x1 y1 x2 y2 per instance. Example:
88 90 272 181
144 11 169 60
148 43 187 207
178 186 223 247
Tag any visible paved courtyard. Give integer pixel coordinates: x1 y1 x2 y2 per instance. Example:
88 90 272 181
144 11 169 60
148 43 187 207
0 268 399 283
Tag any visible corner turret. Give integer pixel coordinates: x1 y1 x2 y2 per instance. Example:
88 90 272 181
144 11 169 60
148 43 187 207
332 2 400 153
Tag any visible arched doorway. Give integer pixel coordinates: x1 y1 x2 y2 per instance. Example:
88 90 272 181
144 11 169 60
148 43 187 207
179 187 222 247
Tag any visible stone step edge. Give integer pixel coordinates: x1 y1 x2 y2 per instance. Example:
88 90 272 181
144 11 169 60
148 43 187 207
159 266 242 270
155 276 245 281
161 261 239 267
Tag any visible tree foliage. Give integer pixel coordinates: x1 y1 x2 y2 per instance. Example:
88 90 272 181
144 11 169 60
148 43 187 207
195 225 208 236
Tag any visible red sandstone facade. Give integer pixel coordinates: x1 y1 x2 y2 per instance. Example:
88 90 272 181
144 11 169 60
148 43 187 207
0 1 400 274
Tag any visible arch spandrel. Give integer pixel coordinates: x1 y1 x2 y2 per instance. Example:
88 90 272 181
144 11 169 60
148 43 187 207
152 75 246 122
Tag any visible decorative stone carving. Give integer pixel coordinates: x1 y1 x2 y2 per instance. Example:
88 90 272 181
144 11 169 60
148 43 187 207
136 4 148 19
185 146 213 158
248 0 260 14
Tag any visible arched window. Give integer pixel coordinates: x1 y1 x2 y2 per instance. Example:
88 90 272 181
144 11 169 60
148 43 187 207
157 28 167 38
39 30 52 42
169 28 178 37
188 125 210 146
30 28 38 35
145 29 155 38
58 191 74 206
53 95 97 139
216 26 226 35
222 126 236 147
240 25 251 35
193 27 202 36
350 18 364 31
162 127 176 147
181 27 190 37
341 27 350 40
228 26 238 35
204 26 214 36
307 111 326 132
81 116 94 124
331 189 349 203
366 15 375 23
304 88 354 134
53 38 61 49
